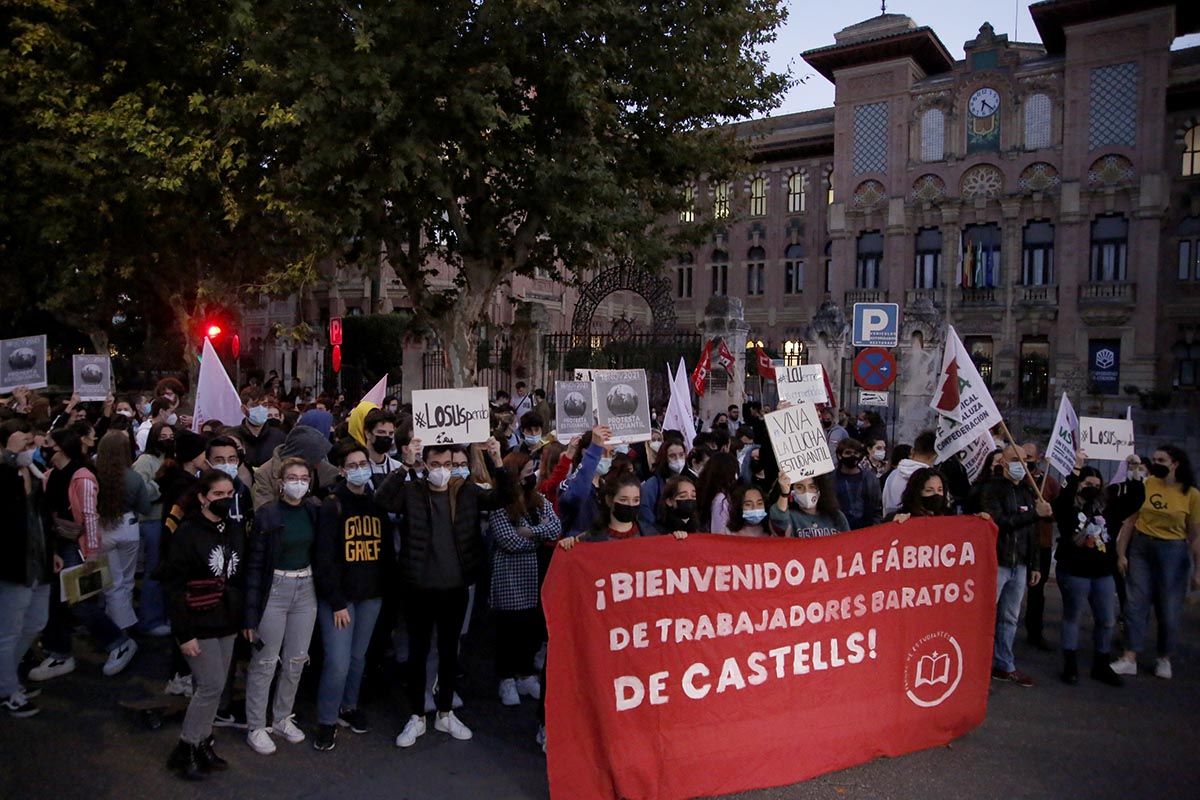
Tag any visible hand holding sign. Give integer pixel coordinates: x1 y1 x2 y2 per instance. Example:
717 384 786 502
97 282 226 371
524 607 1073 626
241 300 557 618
412 388 491 445
766 402 835 483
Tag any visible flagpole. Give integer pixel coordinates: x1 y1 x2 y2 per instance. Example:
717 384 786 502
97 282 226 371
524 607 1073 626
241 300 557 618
996 418 1046 501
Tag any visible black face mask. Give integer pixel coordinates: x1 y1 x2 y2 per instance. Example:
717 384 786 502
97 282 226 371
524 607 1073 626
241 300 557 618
839 455 862 470
611 503 638 524
373 436 394 454
1147 463 1170 480
1078 485 1102 502
821 419 832 429
673 499 697 519
922 494 947 513
521 474 537 491
266 418 282 428
158 440 176 458
41 446 57 462
208 497 234 518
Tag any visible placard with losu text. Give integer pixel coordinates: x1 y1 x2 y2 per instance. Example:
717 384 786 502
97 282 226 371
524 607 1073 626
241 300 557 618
411 387 492 444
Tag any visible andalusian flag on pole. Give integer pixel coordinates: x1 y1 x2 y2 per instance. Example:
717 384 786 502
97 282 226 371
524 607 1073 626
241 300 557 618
931 325 1001 463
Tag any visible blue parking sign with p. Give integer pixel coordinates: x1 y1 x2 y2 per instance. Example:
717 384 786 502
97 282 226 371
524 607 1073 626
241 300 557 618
852 303 899 348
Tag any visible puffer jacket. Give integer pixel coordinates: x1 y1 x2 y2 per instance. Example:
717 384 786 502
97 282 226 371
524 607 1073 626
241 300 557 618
978 476 1042 571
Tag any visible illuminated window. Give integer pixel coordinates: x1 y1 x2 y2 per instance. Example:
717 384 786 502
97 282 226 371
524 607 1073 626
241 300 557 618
783 340 803 367
1089 215 1128 282
787 171 808 213
713 182 731 219
679 185 695 223
749 177 767 217
746 247 766 295
1184 126 1200 177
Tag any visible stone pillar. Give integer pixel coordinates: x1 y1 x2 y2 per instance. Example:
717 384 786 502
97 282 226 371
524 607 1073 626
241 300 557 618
698 297 750 424
895 299 945 447
804 300 850 406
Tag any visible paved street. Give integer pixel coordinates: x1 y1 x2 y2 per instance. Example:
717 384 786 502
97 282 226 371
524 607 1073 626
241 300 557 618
1 590 1196 800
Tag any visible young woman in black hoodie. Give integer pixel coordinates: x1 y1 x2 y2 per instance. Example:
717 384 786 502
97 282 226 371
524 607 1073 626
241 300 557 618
157 470 246 780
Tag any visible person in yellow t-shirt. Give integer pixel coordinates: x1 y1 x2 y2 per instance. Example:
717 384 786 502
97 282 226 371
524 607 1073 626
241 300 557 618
1113 445 1200 680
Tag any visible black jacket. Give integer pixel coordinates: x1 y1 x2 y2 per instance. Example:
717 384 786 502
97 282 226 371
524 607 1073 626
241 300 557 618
0 456 50 585
314 483 395 611
244 497 321 629
156 512 245 645
1053 475 1116 579
375 466 512 590
238 422 287 469
978 477 1043 571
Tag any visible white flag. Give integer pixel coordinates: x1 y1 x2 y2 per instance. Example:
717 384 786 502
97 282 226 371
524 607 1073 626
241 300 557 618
951 424 998 483
931 325 1001 463
1108 406 1136 485
1046 392 1079 478
662 358 697 450
192 338 243 433
363 374 388 407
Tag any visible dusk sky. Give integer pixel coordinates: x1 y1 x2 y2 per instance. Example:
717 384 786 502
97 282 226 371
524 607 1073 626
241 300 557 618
762 0 1200 116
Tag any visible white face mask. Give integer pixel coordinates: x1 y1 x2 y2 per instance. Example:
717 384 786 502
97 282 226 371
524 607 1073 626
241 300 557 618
282 479 310 500
116 409 134 418
213 463 239 481
648 440 662 454
793 490 820 511
166 412 179 426
668 458 686 474
345 466 372 487
247 405 270 426
595 457 613 476
872 448 886 461
427 467 451 488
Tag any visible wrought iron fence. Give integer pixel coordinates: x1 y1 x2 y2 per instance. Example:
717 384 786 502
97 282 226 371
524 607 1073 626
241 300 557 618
541 331 702 408
422 336 515 394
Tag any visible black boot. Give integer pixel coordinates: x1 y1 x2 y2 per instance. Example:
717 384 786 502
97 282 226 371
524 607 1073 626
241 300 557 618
167 741 205 781
1090 652 1124 687
196 735 228 772
1060 650 1078 685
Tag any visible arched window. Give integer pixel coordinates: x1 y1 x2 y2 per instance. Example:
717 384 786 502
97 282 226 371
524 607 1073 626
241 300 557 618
713 182 731 219
825 171 834 205
1022 221 1055 285
746 246 766 295
749 177 767 217
920 109 945 162
1090 215 1128 282
710 248 729 295
787 171 808 213
679 185 695 223
784 243 804 295
1024 93 1052 150
1184 126 1200 177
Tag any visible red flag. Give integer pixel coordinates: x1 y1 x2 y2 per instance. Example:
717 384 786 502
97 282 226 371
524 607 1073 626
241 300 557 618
933 357 961 415
716 339 736 375
691 341 712 397
755 346 775 380
821 363 837 408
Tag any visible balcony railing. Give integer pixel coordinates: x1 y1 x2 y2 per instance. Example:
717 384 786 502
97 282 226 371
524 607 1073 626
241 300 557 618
1079 281 1136 304
1015 284 1058 305
956 287 1000 306
844 289 888 305
905 288 939 306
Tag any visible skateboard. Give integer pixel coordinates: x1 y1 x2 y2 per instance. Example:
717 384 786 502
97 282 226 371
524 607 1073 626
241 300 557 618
118 695 189 731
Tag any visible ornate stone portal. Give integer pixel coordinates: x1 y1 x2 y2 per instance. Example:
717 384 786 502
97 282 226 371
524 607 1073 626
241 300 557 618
698 297 750 423
571 262 678 338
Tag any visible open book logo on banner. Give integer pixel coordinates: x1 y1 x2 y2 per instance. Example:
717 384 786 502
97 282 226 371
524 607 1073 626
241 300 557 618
904 631 963 708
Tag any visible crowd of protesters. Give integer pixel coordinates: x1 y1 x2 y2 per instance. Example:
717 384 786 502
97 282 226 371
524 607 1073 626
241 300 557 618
0 374 1197 781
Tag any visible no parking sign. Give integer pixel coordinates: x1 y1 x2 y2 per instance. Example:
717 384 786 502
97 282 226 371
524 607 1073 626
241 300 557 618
853 348 897 391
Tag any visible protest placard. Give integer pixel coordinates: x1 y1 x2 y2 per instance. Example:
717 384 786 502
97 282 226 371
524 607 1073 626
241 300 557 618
555 380 593 437
72 354 113 402
765 402 834 482
544 517 998 800
412 387 491 444
1046 392 1079 477
0 335 48 392
775 364 830 405
1077 416 1135 461
59 554 112 605
573 369 594 381
592 369 652 443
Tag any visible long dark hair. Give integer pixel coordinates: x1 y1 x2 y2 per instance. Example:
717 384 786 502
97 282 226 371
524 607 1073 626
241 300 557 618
146 421 174 458
695 452 740 529
657 475 697 532
727 484 766 533
96 431 132 527
899 468 950 517
502 451 543 523
784 472 840 518
183 470 235 517
1158 444 1196 492
653 433 687 479
595 472 641 529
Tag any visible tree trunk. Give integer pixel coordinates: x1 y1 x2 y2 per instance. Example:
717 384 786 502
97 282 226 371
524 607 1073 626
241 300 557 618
86 329 110 356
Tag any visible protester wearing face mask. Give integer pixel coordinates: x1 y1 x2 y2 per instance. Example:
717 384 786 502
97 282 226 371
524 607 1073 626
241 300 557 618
657 476 699 535
834 438 882 530
156 470 245 780
375 437 509 748
819 408 849 453
639 435 688 534
206 437 251 528
488 452 561 708
237 387 287 469
863 438 889 479
1112 445 1200 681
1051 454 1123 687
518 411 545 462
769 473 849 538
243 458 320 755
726 485 768 536
132 422 175 636
979 446 1053 688
683 447 708 483
558 426 633 537
361 409 401 483
560 473 688 549
695 452 739 534
311 442 394 751
251 424 339 512
892 469 953 521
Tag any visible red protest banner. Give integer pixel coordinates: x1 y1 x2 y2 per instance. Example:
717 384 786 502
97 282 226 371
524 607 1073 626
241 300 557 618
543 517 998 800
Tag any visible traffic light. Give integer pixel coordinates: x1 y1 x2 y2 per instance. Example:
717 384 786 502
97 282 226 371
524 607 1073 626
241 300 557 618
206 323 223 339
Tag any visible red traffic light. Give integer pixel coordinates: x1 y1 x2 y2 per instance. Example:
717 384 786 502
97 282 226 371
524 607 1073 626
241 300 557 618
231 334 241 359
331 344 342 374
206 324 222 339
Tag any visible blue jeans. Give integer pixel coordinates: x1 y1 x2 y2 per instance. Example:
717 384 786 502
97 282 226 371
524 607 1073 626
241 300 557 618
0 581 50 697
138 519 168 631
316 598 382 726
1057 568 1116 653
42 542 128 657
993 565 1027 673
1124 534 1190 657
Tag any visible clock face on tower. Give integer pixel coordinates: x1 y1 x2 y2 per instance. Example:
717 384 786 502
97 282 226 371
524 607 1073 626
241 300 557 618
968 87 1000 118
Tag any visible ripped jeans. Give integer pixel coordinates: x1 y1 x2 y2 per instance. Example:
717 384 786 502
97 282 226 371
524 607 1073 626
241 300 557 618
244 571 317 731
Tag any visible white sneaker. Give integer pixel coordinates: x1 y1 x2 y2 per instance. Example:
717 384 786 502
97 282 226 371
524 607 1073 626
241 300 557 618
164 672 194 698
533 642 547 671
1155 657 1173 679
274 715 305 744
1110 656 1138 676
434 711 472 741
28 656 75 682
102 639 138 677
247 727 277 755
499 678 520 706
516 675 542 700
395 714 426 748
